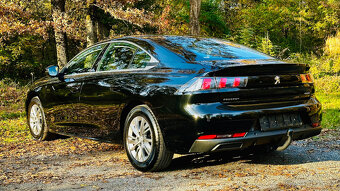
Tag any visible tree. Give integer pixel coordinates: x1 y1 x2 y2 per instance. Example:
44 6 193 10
86 0 98 47
51 0 68 68
189 0 201 36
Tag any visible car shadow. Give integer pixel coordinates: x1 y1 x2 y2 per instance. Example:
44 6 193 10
166 143 340 171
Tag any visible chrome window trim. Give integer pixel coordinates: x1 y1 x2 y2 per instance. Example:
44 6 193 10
63 65 156 78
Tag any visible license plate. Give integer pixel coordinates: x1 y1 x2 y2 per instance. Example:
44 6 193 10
259 113 303 131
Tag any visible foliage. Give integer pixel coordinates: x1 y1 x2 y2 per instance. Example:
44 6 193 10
224 0 339 56
324 31 340 73
0 0 338 82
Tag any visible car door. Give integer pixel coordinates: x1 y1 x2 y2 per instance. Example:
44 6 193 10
44 44 107 135
77 41 156 142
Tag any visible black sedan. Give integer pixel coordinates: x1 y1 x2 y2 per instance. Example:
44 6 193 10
26 35 322 171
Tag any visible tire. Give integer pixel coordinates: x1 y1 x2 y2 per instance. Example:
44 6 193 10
123 105 173 172
27 96 52 141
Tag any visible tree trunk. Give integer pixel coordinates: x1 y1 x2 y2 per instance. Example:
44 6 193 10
51 0 68 68
96 22 109 42
189 0 201 36
86 0 97 47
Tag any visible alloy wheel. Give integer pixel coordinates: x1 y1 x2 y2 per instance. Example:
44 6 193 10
29 104 43 136
126 116 153 162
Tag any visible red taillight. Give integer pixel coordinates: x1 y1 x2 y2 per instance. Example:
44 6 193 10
179 77 248 92
219 78 227 88
300 74 313 83
312 122 320 127
198 132 247 140
202 78 212 90
233 77 240 87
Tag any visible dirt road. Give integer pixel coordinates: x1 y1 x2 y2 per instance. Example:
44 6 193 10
1 134 339 191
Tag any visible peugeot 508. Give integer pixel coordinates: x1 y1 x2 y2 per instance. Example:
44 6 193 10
26 36 322 171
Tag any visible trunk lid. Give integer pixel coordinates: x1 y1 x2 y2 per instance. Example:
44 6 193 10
201 59 313 106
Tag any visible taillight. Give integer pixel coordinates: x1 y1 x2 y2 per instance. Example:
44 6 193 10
181 77 248 92
202 78 212 90
312 122 320 127
300 74 313 83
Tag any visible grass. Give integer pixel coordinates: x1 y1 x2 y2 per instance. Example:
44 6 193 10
316 92 340 129
0 116 30 143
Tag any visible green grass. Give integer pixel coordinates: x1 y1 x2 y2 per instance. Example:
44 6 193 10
316 92 340 129
0 116 30 144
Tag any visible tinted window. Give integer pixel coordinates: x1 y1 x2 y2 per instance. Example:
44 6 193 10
151 36 272 61
65 44 106 75
128 48 151 69
97 42 136 71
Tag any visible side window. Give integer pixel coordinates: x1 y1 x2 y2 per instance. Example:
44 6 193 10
128 48 152 69
97 42 136 71
65 44 105 75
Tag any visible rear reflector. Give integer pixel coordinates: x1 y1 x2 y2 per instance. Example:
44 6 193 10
231 132 247 138
198 135 217 139
198 132 247 140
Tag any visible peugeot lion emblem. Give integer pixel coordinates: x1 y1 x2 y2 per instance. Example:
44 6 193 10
274 76 280 85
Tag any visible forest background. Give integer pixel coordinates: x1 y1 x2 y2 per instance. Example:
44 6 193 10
0 0 339 142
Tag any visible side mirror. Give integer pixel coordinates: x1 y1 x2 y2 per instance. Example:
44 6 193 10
46 65 59 77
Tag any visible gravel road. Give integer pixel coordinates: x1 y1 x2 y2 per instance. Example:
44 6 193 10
1 136 339 191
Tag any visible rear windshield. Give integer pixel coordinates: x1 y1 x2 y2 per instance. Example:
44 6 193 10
151 36 272 61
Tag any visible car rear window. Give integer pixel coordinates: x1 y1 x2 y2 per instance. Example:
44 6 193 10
151 36 272 61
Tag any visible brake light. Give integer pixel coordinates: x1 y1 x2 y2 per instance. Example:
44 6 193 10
180 77 248 92
202 78 212 90
300 74 313 83
219 78 227 88
233 77 241 87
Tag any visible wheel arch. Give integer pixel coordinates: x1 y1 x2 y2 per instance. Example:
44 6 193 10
25 91 39 114
119 100 145 138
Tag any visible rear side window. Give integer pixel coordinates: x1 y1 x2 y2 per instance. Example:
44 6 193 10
128 48 151 69
65 44 106 75
97 42 136 71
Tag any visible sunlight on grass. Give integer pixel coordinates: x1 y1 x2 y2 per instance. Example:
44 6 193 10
316 92 340 129
0 116 30 144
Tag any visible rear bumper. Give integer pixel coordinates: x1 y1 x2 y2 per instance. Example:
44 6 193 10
155 96 322 154
189 125 321 153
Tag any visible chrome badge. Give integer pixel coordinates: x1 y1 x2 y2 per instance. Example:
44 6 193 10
274 76 280 85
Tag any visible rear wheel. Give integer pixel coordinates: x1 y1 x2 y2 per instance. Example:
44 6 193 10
27 97 52 140
123 105 173 171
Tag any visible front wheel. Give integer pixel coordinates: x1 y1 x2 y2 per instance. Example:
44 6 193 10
27 96 52 141
123 105 173 171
